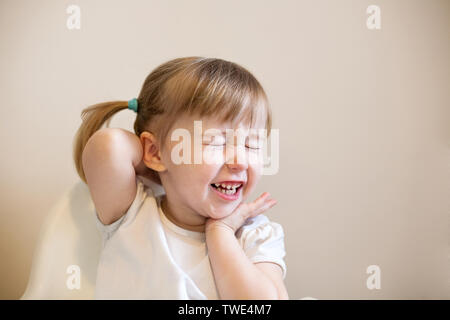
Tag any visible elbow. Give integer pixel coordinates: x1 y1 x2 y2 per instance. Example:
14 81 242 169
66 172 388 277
268 281 289 300
268 288 289 300
248 286 281 300
263 278 289 300
277 288 289 300
259 288 280 300
227 285 279 300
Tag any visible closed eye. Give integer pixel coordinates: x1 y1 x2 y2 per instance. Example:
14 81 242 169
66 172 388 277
245 137 264 150
203 135 264 149
203 135 226 146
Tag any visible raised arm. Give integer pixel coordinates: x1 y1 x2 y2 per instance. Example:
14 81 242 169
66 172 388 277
81 128 143 225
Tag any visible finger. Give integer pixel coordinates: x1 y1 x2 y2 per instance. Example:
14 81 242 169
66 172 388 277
246 192 270 212
236 192 273 218
249 199 277 217
245 193 273 216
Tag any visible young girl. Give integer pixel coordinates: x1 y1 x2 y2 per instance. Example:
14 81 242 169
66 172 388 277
73 57 288 300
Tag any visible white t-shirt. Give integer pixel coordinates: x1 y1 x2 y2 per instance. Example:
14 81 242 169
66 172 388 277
94 175 287 300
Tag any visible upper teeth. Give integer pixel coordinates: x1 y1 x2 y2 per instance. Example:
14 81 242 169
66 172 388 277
214 183 242 189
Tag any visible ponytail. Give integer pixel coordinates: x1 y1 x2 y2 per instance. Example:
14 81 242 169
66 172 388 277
72 101 128 184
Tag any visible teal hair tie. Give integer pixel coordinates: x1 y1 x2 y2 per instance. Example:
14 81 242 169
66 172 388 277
128 98 138 113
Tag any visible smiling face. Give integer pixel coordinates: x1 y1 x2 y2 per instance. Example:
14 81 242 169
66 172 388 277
157 112 267 222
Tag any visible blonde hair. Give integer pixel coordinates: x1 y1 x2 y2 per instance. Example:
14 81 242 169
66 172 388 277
73 56 272 184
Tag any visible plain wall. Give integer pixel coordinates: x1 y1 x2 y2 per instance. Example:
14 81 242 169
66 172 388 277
0 0 449 299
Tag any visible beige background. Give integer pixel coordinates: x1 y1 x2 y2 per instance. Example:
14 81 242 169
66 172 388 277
1 0 449 299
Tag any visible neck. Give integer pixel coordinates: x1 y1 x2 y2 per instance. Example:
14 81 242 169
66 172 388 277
160 195 207 233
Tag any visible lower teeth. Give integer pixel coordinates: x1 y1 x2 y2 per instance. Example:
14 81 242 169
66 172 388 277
213 186 237 195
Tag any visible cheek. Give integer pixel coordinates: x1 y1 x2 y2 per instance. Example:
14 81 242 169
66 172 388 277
247 175 261 194
245 164 263 193
191 164 220 193
250 157 264 177
254 163 264 177
248 150 264 170
202 146 225 165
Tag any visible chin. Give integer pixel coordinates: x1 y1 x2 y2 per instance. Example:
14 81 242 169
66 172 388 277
207 211 229 220
207 206 234 220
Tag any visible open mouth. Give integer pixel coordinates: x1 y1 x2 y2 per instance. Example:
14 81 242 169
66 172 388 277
210 183 243 196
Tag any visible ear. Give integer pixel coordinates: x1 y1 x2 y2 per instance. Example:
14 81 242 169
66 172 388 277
140 131 167 172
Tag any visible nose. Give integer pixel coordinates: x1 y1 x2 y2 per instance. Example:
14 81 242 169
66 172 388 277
225 144 248 171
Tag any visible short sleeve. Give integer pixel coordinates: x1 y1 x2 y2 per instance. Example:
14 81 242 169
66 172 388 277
94 175 149 244
236 214 287 279
94 209 126 243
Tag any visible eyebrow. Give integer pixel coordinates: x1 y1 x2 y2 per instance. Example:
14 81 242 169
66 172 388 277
203 130 265 139
204 128 264 133
203 129 228 135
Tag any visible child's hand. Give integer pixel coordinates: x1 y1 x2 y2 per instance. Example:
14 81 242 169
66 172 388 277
205 192 277 234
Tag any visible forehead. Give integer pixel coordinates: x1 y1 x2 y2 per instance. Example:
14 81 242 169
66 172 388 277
176 112 266 131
